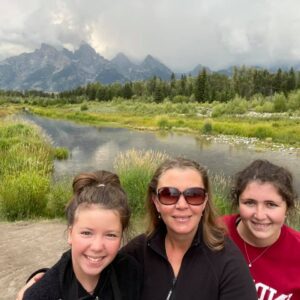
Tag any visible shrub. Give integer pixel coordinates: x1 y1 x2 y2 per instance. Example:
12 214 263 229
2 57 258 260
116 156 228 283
80 103 88 111
46 177 73 218
0 171 50 220
211 103 226 117
202 121 213 134
157 117 171 129
114 149 169 216
53 147 69 160
273 93 287 112
254 127 271 139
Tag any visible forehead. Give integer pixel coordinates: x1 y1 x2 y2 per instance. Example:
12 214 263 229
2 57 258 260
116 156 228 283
241 181 283 200
158 167 203 186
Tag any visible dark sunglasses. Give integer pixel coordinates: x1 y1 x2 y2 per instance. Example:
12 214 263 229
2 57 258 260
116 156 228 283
156 187 207 206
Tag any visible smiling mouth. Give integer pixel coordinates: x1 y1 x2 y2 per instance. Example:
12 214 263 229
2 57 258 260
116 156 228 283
251 221 271 230
85 255 105 263
173 216 191 222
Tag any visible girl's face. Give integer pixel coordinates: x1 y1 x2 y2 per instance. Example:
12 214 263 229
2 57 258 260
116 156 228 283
153 168 207 241
68 204 122 285
238 181 287 247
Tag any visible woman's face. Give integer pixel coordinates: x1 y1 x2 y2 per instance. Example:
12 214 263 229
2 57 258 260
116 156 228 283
153 167 207 240
238 181 287 247
68 204 122 285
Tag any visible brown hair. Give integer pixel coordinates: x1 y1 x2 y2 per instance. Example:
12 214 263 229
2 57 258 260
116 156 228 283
146 157 225 251
231 159 297 214
66 170 130 230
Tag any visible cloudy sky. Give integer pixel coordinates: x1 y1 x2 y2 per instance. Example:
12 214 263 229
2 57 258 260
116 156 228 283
1 0 300 71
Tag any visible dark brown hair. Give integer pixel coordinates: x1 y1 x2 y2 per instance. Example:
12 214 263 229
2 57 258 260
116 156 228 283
65 170 130 230
231 159 297 213
146 157 225 251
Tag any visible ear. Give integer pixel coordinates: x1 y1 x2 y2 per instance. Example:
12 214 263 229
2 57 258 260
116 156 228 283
152 194 160 213
67 226 73 246
202 194 209 209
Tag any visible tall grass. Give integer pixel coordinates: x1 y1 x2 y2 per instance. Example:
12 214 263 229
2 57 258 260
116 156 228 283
114 149 169 217
0 118 54 220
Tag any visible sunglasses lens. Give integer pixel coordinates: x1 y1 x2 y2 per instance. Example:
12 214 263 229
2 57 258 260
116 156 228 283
157 187 206 205
183 188 206 205
157 187 179 205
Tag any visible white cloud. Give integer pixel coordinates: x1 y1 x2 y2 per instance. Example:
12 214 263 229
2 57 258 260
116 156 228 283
0 0 300 71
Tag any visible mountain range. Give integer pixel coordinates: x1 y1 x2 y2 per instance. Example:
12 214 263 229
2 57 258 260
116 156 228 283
0 43 175 92
0 42 299 92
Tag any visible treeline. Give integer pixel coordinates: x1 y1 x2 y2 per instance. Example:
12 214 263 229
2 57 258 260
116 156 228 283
1 66 300 104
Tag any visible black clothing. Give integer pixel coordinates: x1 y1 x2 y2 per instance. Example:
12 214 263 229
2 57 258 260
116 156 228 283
23 250 141 300
122 224 257 300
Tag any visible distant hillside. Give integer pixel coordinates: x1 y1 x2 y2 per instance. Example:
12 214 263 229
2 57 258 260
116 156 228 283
0 43 173 92
0 42 299 92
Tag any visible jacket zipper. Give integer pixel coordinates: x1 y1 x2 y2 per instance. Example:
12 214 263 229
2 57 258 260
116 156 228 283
165 277 176 300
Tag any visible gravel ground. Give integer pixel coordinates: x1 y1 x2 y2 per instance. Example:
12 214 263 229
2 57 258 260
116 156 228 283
0 220 67 300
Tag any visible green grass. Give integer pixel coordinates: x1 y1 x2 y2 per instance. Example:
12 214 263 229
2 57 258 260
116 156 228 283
114 149 170 216
18 102 300 147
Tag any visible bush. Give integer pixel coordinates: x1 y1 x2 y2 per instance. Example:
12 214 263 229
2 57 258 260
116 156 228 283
46 177 73 218
114 149 169 216
0 171 50 220
53 147 69 160
157 117 171 129
80 103 88 111
211 103 226 117
202 121 213 134
273 93 287 112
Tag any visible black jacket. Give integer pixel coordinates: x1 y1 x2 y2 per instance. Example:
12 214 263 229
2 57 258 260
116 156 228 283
122 224 257 300
23 250 142 300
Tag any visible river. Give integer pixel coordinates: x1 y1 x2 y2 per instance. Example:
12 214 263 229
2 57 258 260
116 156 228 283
22 114 300 195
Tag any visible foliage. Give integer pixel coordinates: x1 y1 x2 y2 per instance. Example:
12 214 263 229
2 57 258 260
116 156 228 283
53 147 69 160
0 171 50 220
202 121 213 134
0 118 54 220
114 149 170 216
46 177 73 218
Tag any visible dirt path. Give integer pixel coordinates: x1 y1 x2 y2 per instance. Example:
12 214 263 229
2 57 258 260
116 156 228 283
0 220 68 300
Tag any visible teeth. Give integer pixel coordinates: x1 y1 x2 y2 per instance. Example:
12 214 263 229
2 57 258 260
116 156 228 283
174 217 190 222
86 255 104 262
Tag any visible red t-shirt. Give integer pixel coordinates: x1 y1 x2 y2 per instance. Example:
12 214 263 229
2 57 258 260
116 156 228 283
222 214 300 300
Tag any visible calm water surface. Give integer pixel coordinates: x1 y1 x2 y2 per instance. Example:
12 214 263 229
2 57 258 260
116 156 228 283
22 114 300 194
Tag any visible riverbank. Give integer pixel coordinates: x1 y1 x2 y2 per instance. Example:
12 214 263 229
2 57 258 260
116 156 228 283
9 101 300 150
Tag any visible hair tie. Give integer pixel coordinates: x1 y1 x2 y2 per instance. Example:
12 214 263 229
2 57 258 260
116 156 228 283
97 183 105 187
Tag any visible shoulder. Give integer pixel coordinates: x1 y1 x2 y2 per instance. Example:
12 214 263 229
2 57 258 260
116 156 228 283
113 251 142 271
23 251 70 300
112 252 143 300
221 214 239 228
203 235 248 273
121 234 147 256
281 224 300 244
23 265 61 299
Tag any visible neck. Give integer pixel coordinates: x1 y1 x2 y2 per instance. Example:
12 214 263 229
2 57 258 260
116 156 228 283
73 265 99 295
165 230 195 251
237 220 281 247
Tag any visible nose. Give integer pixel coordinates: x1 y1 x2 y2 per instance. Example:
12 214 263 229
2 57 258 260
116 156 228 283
175 194 189 209
254 205 266 219
90 236 105 251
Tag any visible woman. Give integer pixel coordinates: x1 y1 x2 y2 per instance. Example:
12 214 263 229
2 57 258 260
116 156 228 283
23 170 141 300
122 157 257 299
223 159 300 299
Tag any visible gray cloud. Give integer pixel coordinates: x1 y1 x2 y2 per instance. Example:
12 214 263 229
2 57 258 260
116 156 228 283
1 0 300 71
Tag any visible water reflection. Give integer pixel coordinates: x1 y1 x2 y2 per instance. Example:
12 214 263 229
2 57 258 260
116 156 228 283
21 113 300 195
